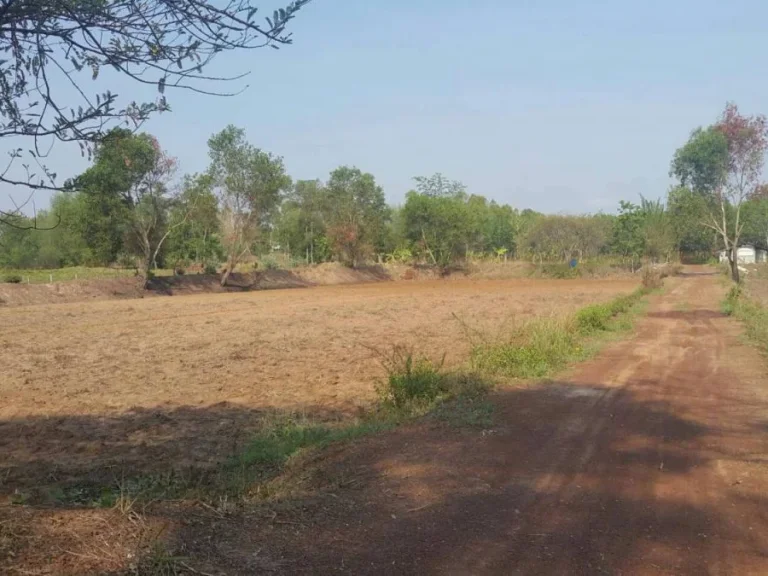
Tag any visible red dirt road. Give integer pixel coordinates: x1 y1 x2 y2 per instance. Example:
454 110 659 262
215 270 768 574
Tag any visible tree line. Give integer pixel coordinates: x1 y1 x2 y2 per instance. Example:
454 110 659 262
2 102 768 284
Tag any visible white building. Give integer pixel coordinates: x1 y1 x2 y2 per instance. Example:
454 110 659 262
719 245 768 264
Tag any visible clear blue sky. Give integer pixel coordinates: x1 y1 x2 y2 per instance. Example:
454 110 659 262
4 0 768 214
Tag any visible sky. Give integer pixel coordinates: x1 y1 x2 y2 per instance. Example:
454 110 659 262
3 0 768 215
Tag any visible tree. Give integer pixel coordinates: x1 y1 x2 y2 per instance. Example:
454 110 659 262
401 191 471 267
208 125 290 285
323 166 389 267
413 173 466 198
0 216 40 267
0 0 311 225
35 194 91 267
277 179 327 263
671 103 768 282
75 129 182 285
165 174 222 269
667 186 717 259
740 196 768 251
610 201 644 270
639 196 674 262
484 202 518 256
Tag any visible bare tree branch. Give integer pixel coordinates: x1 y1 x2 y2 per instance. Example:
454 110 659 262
0 0 312 226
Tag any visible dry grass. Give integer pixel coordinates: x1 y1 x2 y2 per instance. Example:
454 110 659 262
0 277 637 494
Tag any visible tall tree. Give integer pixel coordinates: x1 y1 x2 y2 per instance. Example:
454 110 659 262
639 196 674 262
401 191 471 267
610 201 645 270
208 125 291 285
323 167 389 267
0 0 311 225
671 103 768 282
165 174 222 269
412 173 467 199
667 186 717 258
278 179 327 263
76 129 182 284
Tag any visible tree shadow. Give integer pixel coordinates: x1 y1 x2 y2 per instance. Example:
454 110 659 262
0 402 350 500
3 380 768 574
164 381 767 575
647 310 725 321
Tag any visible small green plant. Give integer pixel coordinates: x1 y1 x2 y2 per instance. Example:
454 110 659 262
203 263 217 275
575 304 613 333
722 284 742 316
376 346 447 409
386 247 413 263
260 256 280 270
3 274 22 283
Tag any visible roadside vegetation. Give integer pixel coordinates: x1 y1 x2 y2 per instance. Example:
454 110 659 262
723 285 768 353
471 286 653 379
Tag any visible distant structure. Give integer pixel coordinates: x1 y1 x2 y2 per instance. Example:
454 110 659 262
719 245 768 264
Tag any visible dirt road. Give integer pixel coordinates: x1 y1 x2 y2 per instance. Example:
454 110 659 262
222 270 768 574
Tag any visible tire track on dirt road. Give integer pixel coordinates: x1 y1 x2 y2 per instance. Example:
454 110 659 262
184 271 768 575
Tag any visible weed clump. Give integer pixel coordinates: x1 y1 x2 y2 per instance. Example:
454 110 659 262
722 285 742 316
376 345 447 409
3 274 22 283
575 304 613 333
641 267 664 289
472 316 579 378
473 288 648 379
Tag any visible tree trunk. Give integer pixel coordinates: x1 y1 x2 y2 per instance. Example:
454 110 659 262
141 251 152 289
730 249 741 283
221 255 235 287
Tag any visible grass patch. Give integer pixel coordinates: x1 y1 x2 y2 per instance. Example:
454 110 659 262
471 287 650 379
0 266 175 284
722 284 768 350
375 345 447 410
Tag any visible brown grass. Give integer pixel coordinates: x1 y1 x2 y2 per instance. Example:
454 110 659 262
0 276 639 574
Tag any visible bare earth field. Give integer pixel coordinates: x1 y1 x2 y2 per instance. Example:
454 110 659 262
5 271 768 574
0 277 635 488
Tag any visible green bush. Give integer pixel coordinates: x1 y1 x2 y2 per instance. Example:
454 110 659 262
575 304 613 333
722 285 742 316
203 263 217 275
3 274 22 284
377 346 447 409
260 256 280 270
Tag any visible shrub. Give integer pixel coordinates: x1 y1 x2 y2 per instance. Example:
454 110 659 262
174 267 185 276
3 274 22 284
203 263 217 275
472 317 579 378
641 267 664 289
260 256 280 270
540 262 580 279
376 346 447 409
722 285 742 316
575 304 613 333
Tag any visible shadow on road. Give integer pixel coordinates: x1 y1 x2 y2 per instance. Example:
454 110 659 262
4 376 765 574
